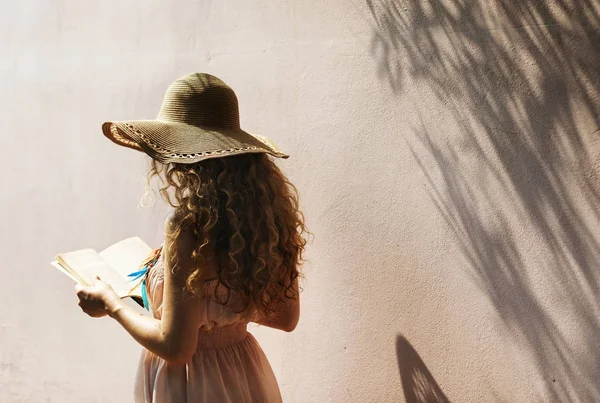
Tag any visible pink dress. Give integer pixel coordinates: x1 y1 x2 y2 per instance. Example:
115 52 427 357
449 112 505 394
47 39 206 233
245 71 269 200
133 251 283 402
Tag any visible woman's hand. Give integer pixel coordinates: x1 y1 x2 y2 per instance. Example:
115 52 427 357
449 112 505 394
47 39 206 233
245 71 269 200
75 277 120 318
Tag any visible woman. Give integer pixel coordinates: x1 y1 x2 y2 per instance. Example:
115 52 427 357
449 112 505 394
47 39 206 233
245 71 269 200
75 73 307 402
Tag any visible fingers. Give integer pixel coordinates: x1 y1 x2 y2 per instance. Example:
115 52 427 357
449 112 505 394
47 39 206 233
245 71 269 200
75 286 87 300
78 300 90 309
94 276 108 287
78 298 103 309
75 283 97 299
78 300 105 318
92 276 108 287
76 283 108 318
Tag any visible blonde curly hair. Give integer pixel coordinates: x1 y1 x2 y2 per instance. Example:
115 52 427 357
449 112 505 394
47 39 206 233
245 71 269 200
147 153 307 316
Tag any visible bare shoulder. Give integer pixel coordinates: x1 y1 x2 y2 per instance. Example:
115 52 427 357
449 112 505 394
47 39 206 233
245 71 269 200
164 212 196 249
164 210 179 231
163 211 218 280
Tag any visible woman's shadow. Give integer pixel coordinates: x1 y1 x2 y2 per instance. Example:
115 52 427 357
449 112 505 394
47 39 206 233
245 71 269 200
396 335 450 403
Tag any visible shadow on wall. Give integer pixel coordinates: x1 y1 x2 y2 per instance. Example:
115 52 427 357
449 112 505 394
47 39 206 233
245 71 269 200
396 335 450 403
368 1 600 402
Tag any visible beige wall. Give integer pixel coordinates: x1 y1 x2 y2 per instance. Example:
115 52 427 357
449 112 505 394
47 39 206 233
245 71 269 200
2 1 599 402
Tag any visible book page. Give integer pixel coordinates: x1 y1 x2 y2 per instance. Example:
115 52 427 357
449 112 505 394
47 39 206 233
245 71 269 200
50 260 82 283
99 237 152 280
56 249 130 297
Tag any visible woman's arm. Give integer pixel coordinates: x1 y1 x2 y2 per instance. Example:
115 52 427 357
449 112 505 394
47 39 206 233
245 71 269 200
76 217 202 364
254 279 300 332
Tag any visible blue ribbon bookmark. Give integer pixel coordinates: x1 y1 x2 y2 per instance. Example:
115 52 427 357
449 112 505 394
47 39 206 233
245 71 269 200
127 265 151 311
127 268 148 281
127 246 162 311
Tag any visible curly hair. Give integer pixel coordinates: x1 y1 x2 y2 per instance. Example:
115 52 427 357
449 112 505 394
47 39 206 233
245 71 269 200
147 153 307 317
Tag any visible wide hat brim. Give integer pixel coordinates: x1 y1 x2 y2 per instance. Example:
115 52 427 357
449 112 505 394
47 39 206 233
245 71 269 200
102 119 289 164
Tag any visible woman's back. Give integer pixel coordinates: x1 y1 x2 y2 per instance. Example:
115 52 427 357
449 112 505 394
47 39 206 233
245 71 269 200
135 248 282 403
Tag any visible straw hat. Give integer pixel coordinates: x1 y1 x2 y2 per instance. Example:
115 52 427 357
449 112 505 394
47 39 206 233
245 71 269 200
102 73 289 164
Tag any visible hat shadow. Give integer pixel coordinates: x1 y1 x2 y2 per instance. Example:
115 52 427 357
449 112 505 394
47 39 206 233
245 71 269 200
396 335 450 403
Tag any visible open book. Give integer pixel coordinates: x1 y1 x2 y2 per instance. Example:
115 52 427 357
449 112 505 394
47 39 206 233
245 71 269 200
51 237 153 307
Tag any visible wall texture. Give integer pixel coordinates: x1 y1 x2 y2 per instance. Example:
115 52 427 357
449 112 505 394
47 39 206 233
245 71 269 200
1 1 599 402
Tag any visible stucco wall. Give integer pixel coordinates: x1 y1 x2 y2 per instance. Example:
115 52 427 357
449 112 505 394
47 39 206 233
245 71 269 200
1 1 599 402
